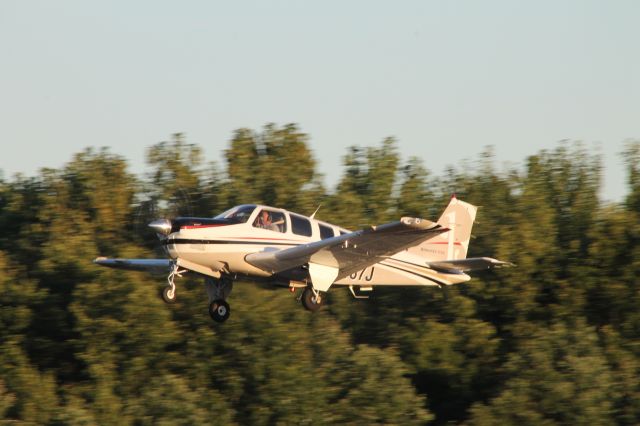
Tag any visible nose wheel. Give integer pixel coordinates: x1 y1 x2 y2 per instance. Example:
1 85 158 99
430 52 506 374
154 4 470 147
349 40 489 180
209 299 231 323
161 286 177 304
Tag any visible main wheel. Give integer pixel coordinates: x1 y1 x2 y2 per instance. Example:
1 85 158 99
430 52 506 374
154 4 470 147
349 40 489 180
209 299 231 323
301 287 324 312
162 286 177 304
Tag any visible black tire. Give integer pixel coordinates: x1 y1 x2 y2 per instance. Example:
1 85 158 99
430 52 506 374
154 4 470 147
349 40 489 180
162 286 177 304
209 299 231 323
301 287 324 312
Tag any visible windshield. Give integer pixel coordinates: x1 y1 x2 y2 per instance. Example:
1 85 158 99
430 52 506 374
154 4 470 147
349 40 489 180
214 205 256 223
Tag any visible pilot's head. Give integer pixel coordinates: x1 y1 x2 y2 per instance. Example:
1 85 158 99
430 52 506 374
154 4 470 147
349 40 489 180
261 211 270 223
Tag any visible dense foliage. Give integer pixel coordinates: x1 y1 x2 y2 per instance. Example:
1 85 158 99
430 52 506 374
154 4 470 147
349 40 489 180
1 125 639 425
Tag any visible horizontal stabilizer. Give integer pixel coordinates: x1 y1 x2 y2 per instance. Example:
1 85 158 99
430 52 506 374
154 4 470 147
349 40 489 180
428 257 514 272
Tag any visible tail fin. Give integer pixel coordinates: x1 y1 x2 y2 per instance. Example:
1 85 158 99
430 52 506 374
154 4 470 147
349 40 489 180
408 195 478 261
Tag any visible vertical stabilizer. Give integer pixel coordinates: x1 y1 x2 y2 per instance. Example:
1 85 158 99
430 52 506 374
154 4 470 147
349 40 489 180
408 196 477 261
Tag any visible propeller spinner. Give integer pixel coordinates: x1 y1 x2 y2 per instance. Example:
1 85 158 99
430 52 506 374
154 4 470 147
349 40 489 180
149 219 172 236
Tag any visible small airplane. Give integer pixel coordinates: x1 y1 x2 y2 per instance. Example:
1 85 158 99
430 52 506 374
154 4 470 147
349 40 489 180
94 196 511 323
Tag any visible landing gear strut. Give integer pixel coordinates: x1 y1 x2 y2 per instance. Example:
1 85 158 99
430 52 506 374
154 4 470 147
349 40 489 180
205 276 234 323
301 287 324 312
162 262 186 304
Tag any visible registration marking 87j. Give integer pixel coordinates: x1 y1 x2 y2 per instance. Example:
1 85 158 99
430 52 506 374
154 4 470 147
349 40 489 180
349 267 375 281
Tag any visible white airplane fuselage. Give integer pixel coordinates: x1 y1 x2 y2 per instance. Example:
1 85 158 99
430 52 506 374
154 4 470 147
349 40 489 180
96 198 509 322
163 205 470 289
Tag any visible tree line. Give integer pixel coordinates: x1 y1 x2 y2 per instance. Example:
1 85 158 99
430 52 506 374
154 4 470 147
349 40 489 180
1 123 639 424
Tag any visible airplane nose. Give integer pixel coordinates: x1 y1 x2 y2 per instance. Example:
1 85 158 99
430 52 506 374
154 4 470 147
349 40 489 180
148 219 172 236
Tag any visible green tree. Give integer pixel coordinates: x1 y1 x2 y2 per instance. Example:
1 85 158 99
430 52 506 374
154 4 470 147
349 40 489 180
0 252 60 423
396 156 437 218
224 123 323 213
0 380 15 419
2 128 639 425
325 137 400 228
470 320 615 426
146 133 208 217
623 140 640 212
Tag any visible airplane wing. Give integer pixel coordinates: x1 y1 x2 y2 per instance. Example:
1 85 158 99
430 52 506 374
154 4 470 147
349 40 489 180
245 217 448 291
427 257 514 272
93 257 172 273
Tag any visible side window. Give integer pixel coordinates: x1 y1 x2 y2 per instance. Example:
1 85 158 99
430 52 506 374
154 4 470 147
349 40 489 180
253 210 287 233
319 224 335 240
214 205 256 223
291 214 312 237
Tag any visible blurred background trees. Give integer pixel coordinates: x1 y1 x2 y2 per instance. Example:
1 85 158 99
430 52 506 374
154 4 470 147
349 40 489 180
0 126 638 425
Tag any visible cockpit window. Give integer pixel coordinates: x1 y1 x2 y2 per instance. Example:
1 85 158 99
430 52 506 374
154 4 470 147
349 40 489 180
253 209 287 233
214 205 256 223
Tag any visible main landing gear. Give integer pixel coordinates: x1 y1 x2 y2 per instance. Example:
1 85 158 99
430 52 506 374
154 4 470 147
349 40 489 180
301 286 324 312
209 299 230 323
205 275 234 323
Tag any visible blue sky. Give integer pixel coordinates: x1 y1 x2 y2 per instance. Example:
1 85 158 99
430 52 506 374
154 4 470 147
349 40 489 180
1 1 638 201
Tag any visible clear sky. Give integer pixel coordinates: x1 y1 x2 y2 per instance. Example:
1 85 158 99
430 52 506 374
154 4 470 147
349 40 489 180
1 1 638 201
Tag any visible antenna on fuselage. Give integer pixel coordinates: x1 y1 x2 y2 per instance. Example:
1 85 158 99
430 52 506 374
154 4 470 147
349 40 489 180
309 204 322 219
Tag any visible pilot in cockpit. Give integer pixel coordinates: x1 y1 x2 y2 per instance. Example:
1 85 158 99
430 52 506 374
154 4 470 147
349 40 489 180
255 210 282 232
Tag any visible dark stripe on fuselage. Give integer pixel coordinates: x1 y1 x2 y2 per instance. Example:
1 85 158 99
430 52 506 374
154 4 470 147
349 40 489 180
163 239 302 246
379 261 447 286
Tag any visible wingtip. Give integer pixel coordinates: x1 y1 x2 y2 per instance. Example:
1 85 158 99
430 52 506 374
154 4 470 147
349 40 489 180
491 258 516 268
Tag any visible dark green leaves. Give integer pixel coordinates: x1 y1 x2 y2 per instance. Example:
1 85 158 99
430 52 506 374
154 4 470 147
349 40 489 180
0 129 638 425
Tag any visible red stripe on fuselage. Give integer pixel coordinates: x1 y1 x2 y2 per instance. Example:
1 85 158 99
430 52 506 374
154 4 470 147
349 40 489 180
181 224 228 229
228 236 307 242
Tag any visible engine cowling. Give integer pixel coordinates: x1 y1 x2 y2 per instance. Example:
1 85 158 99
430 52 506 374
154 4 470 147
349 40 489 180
148 217 233 237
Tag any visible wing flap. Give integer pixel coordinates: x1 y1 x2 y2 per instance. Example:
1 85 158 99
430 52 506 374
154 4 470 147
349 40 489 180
308 262 339 292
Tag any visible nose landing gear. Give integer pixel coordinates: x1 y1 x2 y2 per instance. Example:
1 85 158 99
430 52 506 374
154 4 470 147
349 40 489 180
162 262 186 303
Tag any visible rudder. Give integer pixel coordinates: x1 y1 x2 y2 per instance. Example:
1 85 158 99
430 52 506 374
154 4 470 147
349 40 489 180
408 196 477 261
